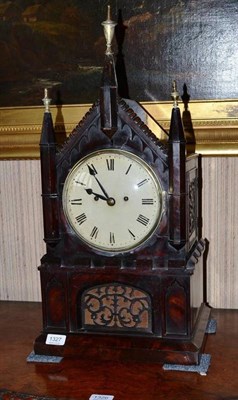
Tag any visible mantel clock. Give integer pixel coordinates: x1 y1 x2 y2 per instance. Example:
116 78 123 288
34 7 210 365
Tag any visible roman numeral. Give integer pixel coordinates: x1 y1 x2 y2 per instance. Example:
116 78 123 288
70 198 82 205
75 213 87 225
128 229 136 240
125 164 132 175
136 214 150 226
106 159 114 170
137 178 149 188
74 180 86 186
142 199 154 205
110 232 115 244
90 226 99 239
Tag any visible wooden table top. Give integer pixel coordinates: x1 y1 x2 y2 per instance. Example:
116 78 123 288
0 301 237 400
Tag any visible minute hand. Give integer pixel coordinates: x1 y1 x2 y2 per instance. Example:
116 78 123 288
87 165 109 199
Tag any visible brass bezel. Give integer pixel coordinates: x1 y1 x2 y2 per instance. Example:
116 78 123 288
1 99 238 159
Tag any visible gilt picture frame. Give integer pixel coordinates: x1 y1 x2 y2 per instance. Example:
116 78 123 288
0 99 238 159
1 1 238 157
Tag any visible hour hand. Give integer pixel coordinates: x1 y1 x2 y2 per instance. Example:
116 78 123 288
85 188 108 201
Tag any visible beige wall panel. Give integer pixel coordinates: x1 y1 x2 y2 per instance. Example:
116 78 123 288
0 160 43 301
202 157 238 308
0 157 237 307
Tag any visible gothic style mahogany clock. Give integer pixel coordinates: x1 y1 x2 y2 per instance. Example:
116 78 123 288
34 7 210 365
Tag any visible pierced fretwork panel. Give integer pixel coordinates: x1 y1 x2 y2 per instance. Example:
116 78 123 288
81 283 152 333
186 159 199 248
189 178 197 237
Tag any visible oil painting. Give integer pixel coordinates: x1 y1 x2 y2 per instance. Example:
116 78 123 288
0 0 238 106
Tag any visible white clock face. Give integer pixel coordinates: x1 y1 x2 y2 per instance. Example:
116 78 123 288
62 149 163 253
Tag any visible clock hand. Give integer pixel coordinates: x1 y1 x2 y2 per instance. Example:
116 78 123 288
85 188 108 201
85 188 116 206
87 165 110 199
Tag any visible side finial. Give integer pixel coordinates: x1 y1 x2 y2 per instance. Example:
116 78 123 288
101 5 117 55
42 88 51 113
171 80 179 108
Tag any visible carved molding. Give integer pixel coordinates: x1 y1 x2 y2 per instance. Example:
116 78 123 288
1 99 238 159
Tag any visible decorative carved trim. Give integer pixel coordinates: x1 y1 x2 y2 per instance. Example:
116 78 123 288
1 99 238 159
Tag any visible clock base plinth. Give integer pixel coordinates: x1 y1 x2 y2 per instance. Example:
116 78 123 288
33 304 210 366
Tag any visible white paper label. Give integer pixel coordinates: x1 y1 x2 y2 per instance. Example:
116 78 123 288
46 334 66 346
89 395 114 400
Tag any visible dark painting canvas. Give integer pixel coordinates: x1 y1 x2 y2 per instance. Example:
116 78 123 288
0 0 238 106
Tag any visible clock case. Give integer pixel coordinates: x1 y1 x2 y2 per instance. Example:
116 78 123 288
34 14 210 365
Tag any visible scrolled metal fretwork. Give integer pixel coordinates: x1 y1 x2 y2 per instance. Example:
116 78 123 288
81 283 152 332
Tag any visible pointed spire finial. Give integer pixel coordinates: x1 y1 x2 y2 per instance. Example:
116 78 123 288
101 5 117 55
171 80 179 108
42 88 51 113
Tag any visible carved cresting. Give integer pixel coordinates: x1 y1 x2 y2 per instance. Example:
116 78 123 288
82 284 152 332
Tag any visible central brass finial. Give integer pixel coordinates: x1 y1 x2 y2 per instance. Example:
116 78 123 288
42 88 51 113
171 80 179 108
101 5 117 55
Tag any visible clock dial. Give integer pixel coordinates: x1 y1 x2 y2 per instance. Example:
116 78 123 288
62 149 163 253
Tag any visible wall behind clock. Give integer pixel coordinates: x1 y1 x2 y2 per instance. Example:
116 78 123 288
0 157 238 308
